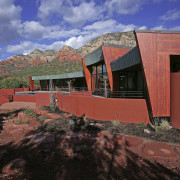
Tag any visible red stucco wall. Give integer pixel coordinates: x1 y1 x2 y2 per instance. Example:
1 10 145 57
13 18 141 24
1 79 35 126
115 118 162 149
36 93 51 107
13 95 36 102
171 73 180 129
14 88 29 92
0 89 15 104
57 93 150 124
0 94 10 104
0 88 30 105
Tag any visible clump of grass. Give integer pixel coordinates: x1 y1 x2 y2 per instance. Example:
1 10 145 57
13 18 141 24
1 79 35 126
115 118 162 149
50 103 57 112
138 122 145 126
25 120 30 124
15 119 23 124
69 119 74 126
23 108 36 118
112 121 120 127
71 114 76 119
40 105 46 110
39 116 48 121
7 113 16 119
82 114 87 123
159 119 172 130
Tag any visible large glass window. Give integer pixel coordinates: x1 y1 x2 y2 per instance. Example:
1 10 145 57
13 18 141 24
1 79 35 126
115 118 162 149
119 71 144 98
91 62 109 90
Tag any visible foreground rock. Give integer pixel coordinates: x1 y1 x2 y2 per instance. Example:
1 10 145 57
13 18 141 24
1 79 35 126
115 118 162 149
2 158 27 174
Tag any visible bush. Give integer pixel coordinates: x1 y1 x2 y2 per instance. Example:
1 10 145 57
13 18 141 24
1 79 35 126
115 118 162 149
22 109 36 118
112 121 120 127
138 122 145 126
0 77 28 89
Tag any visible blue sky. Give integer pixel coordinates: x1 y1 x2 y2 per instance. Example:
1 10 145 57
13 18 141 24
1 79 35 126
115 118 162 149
0 0 180 60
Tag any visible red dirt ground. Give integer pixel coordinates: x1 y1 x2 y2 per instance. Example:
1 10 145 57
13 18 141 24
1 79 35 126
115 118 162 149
0 103 180 180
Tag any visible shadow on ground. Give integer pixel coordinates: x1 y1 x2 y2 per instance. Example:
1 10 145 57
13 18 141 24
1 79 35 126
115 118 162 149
0 128 179 180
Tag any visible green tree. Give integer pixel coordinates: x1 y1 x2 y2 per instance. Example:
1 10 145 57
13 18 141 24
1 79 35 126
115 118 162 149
0 77 29 89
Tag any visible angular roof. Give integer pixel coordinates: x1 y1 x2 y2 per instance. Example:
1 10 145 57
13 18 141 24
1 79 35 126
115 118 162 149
84 43 133 66
111 46 140 72
32 71 84 81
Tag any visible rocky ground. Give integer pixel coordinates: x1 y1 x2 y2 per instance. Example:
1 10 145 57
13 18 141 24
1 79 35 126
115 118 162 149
0 102 180 180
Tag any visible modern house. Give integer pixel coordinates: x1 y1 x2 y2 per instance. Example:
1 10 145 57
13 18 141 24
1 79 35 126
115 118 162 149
110 30 180 128
82 43 133 97
6 30 180 129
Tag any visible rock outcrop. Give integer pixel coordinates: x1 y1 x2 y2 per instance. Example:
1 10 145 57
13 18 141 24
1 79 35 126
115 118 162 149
0 31 136 76
55 45 82 62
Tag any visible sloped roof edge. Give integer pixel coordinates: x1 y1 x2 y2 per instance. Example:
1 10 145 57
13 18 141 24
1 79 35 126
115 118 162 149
32 71 84 81
111 46 140 72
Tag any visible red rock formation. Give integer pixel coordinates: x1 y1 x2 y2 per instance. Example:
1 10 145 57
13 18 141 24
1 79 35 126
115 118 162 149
55 45 82 63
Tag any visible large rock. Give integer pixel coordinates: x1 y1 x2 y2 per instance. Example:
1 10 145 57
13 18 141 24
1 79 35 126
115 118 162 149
2 158 27 174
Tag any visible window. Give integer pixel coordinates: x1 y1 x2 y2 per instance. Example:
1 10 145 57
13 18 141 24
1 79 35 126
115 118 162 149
170 55 180 72
91 62 109 90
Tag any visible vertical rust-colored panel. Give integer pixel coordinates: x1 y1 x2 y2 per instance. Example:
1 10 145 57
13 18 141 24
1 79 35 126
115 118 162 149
136 33 170 117
157 34 180 54
82 58 91 91
102 46 130 90
29 76 34 91
157 54 170 116
171 73 180 129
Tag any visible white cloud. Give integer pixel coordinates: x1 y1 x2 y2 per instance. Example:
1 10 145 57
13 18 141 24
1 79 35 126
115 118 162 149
159 9 180 21
38 0 101 26
6 19 147 55
105 0 146 16
63 2 102 26
0 0 22 43
22 21 80 39
151 25 167 30
83 19 137 34
6 41 65 55
137 26 147 30
169 26 180 31
23 21 45 39
37 0 64 22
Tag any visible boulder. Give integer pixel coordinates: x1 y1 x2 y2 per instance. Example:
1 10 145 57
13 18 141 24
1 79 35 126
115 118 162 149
2 158 27 174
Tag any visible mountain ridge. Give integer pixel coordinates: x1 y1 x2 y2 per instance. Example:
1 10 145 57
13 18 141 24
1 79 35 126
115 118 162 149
0 31 136 79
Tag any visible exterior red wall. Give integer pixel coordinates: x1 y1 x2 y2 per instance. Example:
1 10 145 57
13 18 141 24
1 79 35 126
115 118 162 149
170 73 180 129
14 88 29 92
102 46 131 90
82 58 91 91
0 88 30 104
0 94 10 104
57 93 150 124
0 89 15 104
136 32 172 117
36 93 51 107
13 95 36 102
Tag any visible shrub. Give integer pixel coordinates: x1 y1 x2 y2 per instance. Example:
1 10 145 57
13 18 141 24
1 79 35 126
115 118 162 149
15 119 23 124
0 77 28 89
112 121 120 127
22 108 36 118
82 114 87 122
50 103 57 112
138 122 145 126
159 119 172 130
40 105 46 110
39 116 48 121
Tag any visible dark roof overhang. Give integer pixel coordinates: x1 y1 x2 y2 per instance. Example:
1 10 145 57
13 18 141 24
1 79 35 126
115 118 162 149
32 71 85 81
111 46 140 72
84 43 134 67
